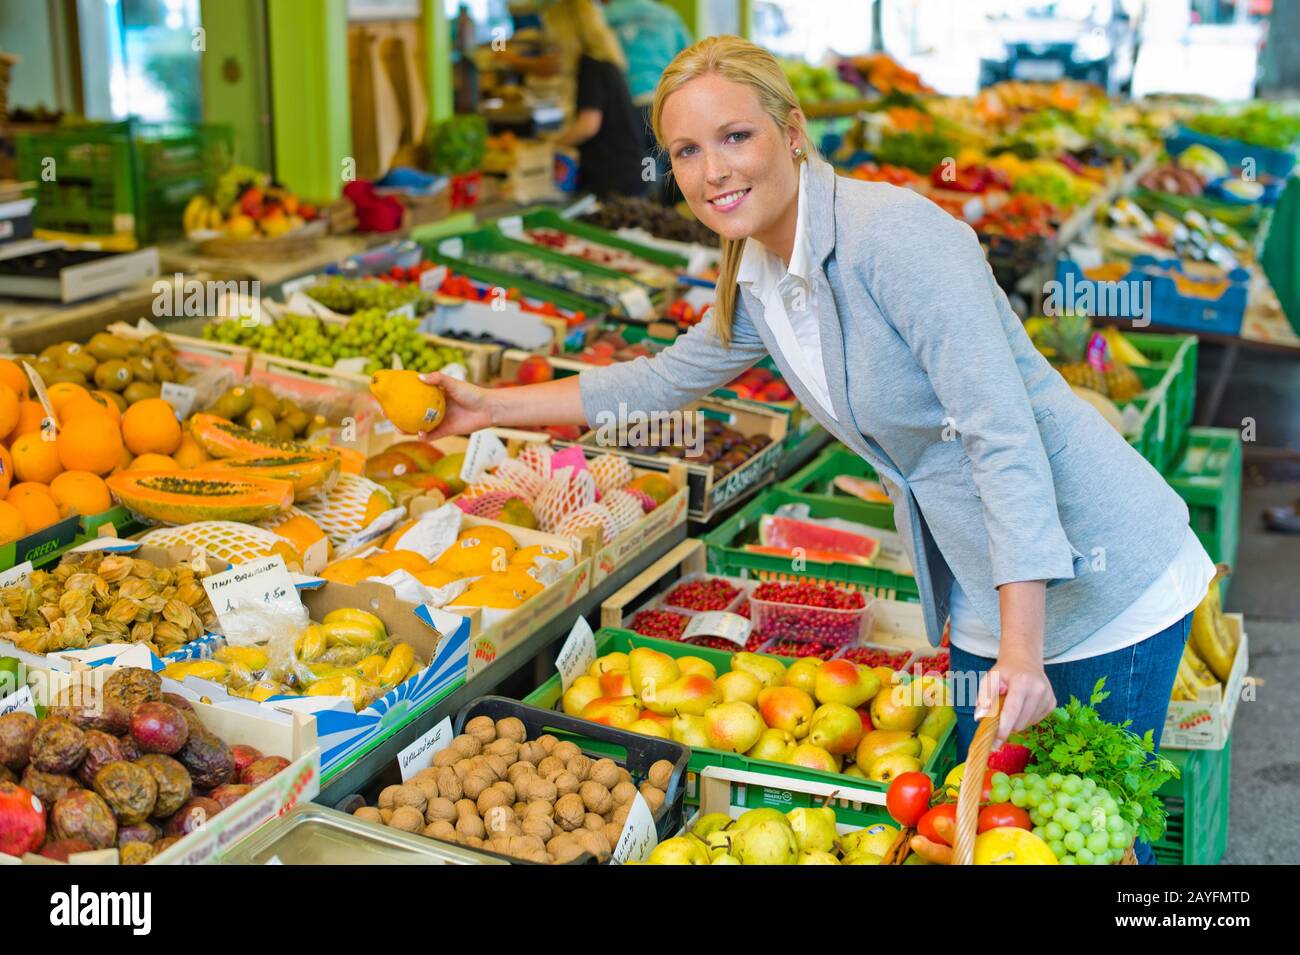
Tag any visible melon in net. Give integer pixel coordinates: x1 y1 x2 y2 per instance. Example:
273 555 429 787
589 453 634 496
517 443 554 477
139 522 297 568
534 467 596 532
557 502 617 544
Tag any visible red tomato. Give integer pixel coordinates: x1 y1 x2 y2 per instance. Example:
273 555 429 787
917 802 957 846
886 772 933 828
978 803 1032 833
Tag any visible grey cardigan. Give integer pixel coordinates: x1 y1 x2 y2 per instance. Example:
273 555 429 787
580 158 1190 657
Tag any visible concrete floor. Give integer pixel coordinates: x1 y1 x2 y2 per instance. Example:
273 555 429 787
1203 345 1300 864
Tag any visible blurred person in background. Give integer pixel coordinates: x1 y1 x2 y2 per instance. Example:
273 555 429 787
601 0 693 147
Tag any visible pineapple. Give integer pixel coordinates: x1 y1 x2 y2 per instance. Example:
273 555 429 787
1104 357 1143 404
1042 314 1107 395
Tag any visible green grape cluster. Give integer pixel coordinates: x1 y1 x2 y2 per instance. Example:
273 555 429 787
304 277 431 315
1002 771 1138 866
202 308 464 375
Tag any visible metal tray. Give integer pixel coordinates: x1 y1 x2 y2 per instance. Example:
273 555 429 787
220 804 509 865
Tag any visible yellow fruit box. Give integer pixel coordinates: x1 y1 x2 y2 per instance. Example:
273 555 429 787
0 658 320 866
1163 613 1249 751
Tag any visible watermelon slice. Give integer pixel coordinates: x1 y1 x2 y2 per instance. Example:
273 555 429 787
832 474 891 504
758 514 881 564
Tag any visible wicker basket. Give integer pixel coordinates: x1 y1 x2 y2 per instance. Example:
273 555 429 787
882 696 1139 866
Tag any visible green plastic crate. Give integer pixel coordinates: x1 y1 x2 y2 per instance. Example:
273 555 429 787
1152 735 1232 865
523 627 957 808
1166 427 1242 576
516 207 689 269
775 443 894 527
1124 332 1197 474
704 488 918 600
16 119 233 243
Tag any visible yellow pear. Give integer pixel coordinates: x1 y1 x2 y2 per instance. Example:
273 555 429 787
368 370 446 434
589 652 629 677
716 669 763 706
562 675 603 716
628 647 681 704
677 656 717 680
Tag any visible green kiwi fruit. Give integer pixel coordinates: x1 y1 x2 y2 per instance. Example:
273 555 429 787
94 360 134 392
60 351 99 376
211 386 254 420
282 409 311 436
243 405 278 434
45 367 88 386
128 356 157 384
249 385 278 411
275 420 298 442
87 333 131 362
123 381 161 404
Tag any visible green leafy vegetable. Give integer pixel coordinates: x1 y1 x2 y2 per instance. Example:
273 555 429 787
1015 677 1179 845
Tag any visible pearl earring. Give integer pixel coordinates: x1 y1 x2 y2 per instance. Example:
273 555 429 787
793 147 804 159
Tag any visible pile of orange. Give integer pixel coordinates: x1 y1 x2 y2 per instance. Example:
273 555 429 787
0 359 188 545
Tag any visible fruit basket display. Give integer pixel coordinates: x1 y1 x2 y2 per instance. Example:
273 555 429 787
183 165 326 260
339 696 690 864
0 664 318 865
524 625 956 809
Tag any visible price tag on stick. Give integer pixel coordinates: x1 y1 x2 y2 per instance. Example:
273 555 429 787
556 617 597 691
398 717 453 780
200 555 301 644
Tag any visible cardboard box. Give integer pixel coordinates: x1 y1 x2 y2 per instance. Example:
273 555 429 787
172 577 471 777
0 663 320 866
0 539 230 671
1163 613 1248 751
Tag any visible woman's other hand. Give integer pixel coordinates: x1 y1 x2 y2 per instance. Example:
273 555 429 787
418 372 494 439
977 651 1056 749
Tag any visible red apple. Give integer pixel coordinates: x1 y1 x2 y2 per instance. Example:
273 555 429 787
516 355 555 385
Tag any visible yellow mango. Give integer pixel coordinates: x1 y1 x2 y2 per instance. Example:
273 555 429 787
323 608 388 637
215 645 269 671
379 643 416 686
357 654 387 682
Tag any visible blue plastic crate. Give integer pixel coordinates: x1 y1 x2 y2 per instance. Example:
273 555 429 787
1054 257 1249 336
1166 124 1296 180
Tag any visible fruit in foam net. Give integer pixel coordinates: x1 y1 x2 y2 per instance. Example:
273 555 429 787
369 370 446 434
625 473 676 507
430 453 466 495
498 497 538 529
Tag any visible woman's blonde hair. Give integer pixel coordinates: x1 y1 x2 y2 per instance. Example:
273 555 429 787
544 0 628 72
652 36 815 345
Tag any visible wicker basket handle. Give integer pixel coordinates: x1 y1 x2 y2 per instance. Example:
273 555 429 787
952 693 1002 866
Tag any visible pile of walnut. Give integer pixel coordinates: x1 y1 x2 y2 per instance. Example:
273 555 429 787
352 715 673 864
0 551 217 656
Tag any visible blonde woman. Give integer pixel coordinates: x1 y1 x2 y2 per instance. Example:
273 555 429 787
421 36 1211 864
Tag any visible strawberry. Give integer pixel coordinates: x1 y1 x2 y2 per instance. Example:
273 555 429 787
987 742 1031 775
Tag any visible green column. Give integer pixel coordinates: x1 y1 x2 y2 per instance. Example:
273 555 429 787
664 0 702 36
266 0 351 199
423 0 453 124
200 0 272 170
738 0 752 38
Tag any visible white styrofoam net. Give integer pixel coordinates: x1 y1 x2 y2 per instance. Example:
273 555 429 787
589 454 634 496
139 521 290 567
297 472 396 545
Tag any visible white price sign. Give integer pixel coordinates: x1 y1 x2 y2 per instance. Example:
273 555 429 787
611 793 657 864
160 381 198 420
419 265 449 294
618 287 655 320
681 611 750 647
459 429 508 484
398 717 453 780
497 215 523 238
201 555 301 640
555 617 597 691
0 686 36 717
0 562 33 589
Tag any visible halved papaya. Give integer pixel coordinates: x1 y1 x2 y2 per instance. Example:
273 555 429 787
190 413 318 460
106 470 293 523
198 453 341 502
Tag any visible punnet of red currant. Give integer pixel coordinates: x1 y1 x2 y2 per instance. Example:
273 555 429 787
749 580 872 646
663 576 741 612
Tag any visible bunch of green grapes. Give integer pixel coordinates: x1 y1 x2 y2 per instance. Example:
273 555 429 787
202 308 464 375
1004 771 1138 865
304 277 431 315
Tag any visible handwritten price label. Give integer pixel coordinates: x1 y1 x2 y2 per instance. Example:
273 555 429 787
201 555 301 638
555 617 597 691
399 717 453 780
681 611 750 647
611 793 657 864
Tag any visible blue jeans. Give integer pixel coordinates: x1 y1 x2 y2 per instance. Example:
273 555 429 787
951 612 1192 866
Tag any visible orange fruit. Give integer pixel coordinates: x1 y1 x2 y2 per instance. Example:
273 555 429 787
46 382 90 416
11 401 49 442
9 488 61 534
321 557 377 585
384 518 418 550
368 549 432 575
11 432 63 484
121 398 181 456
0 500 25 543
56 415 124 475
0 444 12 497
336 447 366 475
0 385 18 440
173 430 210 469
0 359 29 399
60 394 119 427
49 471 112 518
415 567 460 589
272 514 331 563
127 452 179 471
363 491 392 526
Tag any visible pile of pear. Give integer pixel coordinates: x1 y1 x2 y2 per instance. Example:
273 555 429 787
643 806 897 865
562 647 956 781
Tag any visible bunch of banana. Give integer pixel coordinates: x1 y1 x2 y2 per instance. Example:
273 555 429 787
182 195 224 235
1190 564 1238 681
1173 642 1221 701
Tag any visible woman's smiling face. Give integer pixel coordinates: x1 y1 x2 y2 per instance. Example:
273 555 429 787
660 73 802 244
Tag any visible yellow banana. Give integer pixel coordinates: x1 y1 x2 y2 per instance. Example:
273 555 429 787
323 608 388 638
214 645 269 671
182 195 210 234
1190 565 1235 681
319 643 373 667
357 654 387 682
242 681 287 702
1171 665 1199 701
1181 643 1220 691
307 663 366 680
1102 327 1150 367
305 674 377 710
181 660 230 681
296 624 327 661
379 643 417 686
322 619 386 647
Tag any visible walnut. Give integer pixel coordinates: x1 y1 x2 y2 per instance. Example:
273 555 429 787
566 754 593 781
483 754 510 780
390 806 423 832
425 797 457 824
554 793 585 831
494 717 526 743
547 833 584 864
604 822 624 850
554 771 581 797
454 798 478 820
583 812 604 831
483 805 519 837
456 814 485 839
424 820 456 841
507 762 534 787
611 780 637 806
380 808 394 824
517 740 546 765
536 734 558 754
465 715 496 744
551 740 581 763
377 784 401 809
484 738 519 761
461 772 491 801
521 814 555 842
477 787 510 815
580 781 613 815
524 801 554 819
414 779 441 805
491 780 516 805
589 758 620 789
537 755 566 778
433 748 460 769
353 806 383 825
451 734 481 758
648 759 673 790
436 767 462 801
572 827 611 862
638 783 665 813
